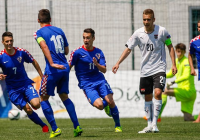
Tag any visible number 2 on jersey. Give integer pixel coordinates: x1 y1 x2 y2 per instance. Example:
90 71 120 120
147 44 154 51
50 35 64 53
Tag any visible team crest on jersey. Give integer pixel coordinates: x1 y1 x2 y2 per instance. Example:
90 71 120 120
154 34 158 39
17 56 22 63
95 53 100 59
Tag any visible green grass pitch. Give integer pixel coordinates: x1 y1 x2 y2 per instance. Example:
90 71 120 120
0 117 200 140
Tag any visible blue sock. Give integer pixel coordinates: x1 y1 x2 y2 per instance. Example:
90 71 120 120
27 111 46 127
110 105 121 127
103 100 108 108
63 98 79 129
41 100 57 131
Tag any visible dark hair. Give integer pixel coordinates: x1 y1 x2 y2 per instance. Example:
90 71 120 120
2 31 13 41
175 43 186 51
143 9 155 18
198 20 200 23
84 28 95 37
38 9 51 23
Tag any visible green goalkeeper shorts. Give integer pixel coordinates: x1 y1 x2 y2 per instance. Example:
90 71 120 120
174 87 196 114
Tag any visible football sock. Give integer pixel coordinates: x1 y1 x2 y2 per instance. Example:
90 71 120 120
103 100 108 108
63 98 79 128
40 100 57 131
152 99 162 126
27 111 46 127
158 94 167 118
110 105 120 127
145 101 153 127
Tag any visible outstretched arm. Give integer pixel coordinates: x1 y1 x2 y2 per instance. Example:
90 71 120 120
112 47 132 74
32 59 43 79
39 40 66 70
167 44 177 75
188 53 197 76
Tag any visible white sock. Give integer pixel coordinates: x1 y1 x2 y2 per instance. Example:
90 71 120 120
145 101 153 128
152 99 162 126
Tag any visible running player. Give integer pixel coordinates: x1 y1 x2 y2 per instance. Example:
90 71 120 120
69 28 122 132
112 9 177 133
34 9 82 138
159 43 196 121
0 31 49 132
189 20 200 123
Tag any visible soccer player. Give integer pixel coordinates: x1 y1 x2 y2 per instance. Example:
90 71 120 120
0 31 49 132
34 9 82 138
112 9 177 133
159 43 196 121
189 20 200 123
69 28 122 132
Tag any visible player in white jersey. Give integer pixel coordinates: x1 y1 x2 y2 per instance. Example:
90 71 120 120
112 9 177 133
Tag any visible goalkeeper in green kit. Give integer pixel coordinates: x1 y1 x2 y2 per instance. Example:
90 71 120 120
158 43 197 121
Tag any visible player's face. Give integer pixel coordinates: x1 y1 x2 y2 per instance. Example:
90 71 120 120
83 32 95 48
176 49 185 60
143 14 155 31
2 36 14 50
198 23 200 32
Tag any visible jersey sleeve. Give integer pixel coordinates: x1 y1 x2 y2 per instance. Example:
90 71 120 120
126 32 139 50
34 30 44 45
22 49 34 63
69 50 78 66
162 28 172 46
99 50 106 66
189 42 195 55
166 68 174 78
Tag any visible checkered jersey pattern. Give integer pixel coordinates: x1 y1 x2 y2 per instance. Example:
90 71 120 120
40 75 48 96
69 46 83 64
15 47 34 61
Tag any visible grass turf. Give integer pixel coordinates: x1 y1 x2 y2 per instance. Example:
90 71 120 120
0 117 200 140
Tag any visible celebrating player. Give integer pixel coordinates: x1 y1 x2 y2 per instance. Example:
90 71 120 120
112 9 177 133
159 43 196 121
0 31 49 132
189 20 200 123
34 9 82 138
69 28 122 132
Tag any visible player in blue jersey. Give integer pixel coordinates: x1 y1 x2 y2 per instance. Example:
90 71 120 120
34 9 82 138
69 28 122 132
189 20 200 123
0 31 49 133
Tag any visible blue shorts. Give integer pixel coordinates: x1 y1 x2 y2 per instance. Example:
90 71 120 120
83 80 113 105
8 84 39 110
40 72 69 96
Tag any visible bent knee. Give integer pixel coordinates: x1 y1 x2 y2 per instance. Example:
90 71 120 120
94 104 104 110
107 100 115 106
32 103 41 109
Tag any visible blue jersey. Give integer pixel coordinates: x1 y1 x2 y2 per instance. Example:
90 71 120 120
34 25 69 74
0 47 34 90
69 45 106 89
190 35 200 80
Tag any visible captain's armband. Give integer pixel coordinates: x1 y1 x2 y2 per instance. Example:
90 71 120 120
36 37 45 44
165 38 172 46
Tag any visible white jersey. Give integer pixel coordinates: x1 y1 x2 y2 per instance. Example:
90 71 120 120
126 25 171 77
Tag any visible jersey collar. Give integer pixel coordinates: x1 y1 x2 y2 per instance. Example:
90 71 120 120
4 47 17 56
42 24 52 28
82 45 95 52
